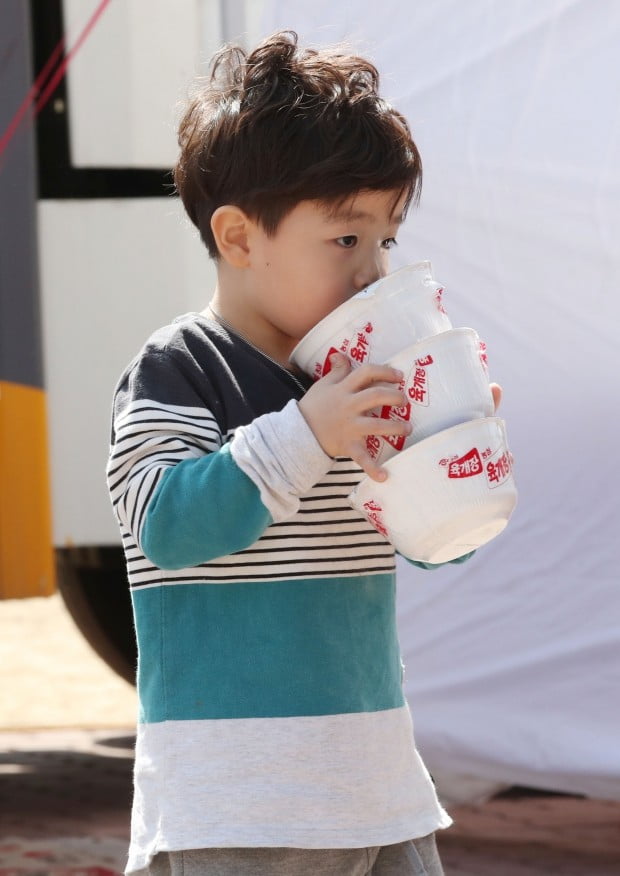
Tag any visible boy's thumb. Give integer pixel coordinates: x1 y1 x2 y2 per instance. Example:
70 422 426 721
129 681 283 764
325 352 351 378
322 352 351 383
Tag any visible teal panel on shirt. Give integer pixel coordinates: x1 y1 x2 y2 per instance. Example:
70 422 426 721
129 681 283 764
132 574 404 722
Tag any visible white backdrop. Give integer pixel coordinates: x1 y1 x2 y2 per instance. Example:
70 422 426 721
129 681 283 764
261 0 620 801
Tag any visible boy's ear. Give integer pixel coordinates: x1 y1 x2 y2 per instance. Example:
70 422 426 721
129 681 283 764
210 205 252 267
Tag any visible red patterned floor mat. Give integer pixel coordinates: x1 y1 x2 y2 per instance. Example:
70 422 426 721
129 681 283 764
0 838 126 876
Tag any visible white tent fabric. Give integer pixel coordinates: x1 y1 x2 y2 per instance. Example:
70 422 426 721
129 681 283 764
261 0 620 801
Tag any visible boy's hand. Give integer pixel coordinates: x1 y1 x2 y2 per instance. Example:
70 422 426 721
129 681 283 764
490 383 502 411
298 353 411 482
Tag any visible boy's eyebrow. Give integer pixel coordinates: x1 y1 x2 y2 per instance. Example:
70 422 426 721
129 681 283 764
327 207 404 224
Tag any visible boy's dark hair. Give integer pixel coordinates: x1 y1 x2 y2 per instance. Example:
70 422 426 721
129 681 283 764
174 30 422 259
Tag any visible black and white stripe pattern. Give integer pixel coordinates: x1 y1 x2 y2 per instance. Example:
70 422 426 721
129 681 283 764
107 399 223 550
120 457 394 588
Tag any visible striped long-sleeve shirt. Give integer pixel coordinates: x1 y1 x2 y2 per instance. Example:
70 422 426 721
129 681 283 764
107 312 452 875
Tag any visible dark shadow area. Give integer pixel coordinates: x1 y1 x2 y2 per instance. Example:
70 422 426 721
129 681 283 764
0 746 133 810
438 834 620 876
0 737 134 839
495 784 586 800
95 734 136 752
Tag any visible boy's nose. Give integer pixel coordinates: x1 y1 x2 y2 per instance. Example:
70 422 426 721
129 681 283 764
353 260 386 292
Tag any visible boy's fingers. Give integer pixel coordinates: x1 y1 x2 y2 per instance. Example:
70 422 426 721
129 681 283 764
354 385 407 412
345 363 404 389
349 447 389 482
359 415 412 438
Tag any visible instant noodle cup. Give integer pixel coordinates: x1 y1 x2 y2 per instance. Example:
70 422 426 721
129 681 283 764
349 417 517 564
365 328 494 465
290 262 452 379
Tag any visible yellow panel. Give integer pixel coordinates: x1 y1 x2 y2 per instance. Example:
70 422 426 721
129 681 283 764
0 381 56 598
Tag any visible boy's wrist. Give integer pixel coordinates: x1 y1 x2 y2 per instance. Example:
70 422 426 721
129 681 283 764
297 395 335 459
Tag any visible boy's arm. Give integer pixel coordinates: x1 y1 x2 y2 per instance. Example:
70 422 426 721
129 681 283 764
107 344 332 571
138 400 333 569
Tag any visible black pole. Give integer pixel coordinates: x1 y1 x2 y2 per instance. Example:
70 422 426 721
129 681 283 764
0 0 43 389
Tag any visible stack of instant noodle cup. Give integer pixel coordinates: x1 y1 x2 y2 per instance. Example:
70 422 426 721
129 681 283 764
290 262 517 563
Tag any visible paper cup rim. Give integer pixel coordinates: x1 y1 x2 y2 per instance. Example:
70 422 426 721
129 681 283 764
290 261 436 366
385 326 480 365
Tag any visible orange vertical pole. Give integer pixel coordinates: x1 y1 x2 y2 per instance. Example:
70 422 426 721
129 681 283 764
0 380 56 598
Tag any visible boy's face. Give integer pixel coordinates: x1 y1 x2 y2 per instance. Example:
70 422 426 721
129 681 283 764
242 188 407 363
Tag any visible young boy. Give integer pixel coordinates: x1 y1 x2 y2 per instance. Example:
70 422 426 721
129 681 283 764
107 30 496 876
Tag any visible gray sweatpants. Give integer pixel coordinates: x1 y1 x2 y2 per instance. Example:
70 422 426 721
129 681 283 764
148 833 444 875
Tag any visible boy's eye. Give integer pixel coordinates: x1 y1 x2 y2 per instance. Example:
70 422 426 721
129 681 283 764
381 237 398 250
336 235 358 248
